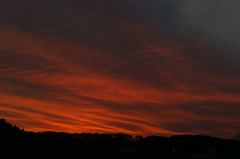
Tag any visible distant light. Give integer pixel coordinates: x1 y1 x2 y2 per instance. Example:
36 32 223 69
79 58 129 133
172 150 174 152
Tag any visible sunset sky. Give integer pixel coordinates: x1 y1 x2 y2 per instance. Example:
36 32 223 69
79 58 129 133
0 0 240 139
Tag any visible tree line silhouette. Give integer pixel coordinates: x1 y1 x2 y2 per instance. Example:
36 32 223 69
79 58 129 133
1 118 240 159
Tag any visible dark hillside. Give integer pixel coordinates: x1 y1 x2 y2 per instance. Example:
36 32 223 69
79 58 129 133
1 118 240 159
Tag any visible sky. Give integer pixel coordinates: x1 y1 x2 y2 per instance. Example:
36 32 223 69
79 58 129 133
0 0 240 139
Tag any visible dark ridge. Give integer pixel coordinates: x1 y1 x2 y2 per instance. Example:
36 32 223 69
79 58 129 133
231 134 240 141
1 118 240 159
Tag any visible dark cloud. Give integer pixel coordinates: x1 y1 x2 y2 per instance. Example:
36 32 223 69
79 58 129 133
179 101 240 120
0 49 53 71
0 110 25 119
1 0 239 80
159 100 240 138
162 119 240 138
106 120 143 132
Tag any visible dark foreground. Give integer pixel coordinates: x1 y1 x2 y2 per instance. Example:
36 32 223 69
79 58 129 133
1 119 240 159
